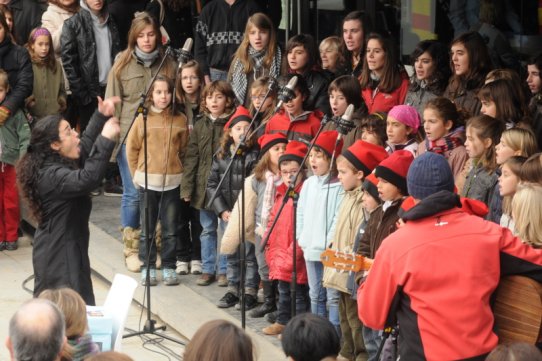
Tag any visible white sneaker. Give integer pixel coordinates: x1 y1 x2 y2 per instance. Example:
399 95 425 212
175 261 189 275
190 260 202 275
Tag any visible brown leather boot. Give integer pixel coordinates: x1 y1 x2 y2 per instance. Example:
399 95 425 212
262 322 285 336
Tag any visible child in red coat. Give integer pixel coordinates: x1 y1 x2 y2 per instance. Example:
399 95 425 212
263 141 309 336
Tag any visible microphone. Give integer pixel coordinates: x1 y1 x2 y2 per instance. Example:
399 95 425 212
172 38 193 68
336 104 355 138
267 76 278 92
273 76 298 114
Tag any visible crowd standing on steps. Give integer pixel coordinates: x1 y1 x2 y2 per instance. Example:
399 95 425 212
3 1 542 360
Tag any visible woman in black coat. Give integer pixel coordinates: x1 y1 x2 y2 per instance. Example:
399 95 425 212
17 97 120 305
0 12 32 125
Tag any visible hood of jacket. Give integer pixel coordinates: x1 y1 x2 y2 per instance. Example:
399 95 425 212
80 0 108 25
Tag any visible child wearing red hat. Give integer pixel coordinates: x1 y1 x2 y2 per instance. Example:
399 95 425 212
264 74 322 143
207 105 260 309
322 140 388 361
220 133 288 318
356 149 414 359
263 140 309 336
296 130 344 335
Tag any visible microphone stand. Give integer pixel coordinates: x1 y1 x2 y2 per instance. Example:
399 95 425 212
205 80 276 329
261 115 333 317
123 47 184 345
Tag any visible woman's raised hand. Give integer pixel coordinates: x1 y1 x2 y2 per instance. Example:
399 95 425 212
97 96 121 117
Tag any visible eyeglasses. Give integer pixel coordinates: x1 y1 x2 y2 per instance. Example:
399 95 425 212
181 76 199 81
281 169 300 176
61 125 77 138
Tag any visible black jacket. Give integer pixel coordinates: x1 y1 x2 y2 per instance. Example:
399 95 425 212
107 0 148 49
10 0 47 45
32 110 116 306
303 69 331 114
194 0 260 75
0 38 33 114
206 146 259 216
146 0 194 49
61 8 121 105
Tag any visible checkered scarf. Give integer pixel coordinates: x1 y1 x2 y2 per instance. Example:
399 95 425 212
231 46 282 105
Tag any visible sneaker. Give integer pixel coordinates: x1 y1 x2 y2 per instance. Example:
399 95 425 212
262 322 285 335
162 268 180 286
175 261 189 275
235 294 259 310
196 273 215 286
217 291 239 308
5 240 18 251
217 274 228 287
0 241 6 251
190 260 202 275
103 183 123 197
141 268 158 286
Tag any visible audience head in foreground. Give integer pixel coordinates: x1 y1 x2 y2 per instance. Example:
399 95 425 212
6 298 66 361
183 319 255 361
281 313 340 361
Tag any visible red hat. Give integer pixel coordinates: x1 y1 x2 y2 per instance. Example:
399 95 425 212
343 140 388 175
224 105 251 130
258 133 288 155
362 173 381 204
314 130 343 158
374 150 414 196
279 140 308 165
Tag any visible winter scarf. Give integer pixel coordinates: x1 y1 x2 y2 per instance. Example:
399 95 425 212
256 170 281 237
134 46 159 68
231 45 282 105
427 126 465 155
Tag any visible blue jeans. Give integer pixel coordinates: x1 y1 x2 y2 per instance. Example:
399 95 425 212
199 209 227 275
363 327 383 361
226 236 260 292
117 144 140 228
138 187 180 270
210 68 228 81
277 280 309 325
306 260 340 332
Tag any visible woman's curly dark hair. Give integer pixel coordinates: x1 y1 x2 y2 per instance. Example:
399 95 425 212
16 114 70 223
409 40 451 95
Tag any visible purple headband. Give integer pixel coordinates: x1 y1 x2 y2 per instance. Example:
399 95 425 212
32 28 51 40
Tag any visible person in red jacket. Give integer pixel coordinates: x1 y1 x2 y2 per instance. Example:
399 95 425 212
265 74 322 143
358 152 542 361
263 140 309 336
359 32 409 114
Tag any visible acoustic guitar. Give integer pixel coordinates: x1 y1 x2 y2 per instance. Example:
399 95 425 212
321 250 542 345
493 275 542 344
320 249 373 273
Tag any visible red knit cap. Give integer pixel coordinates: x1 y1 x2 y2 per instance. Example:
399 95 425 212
342 140 388 175
258 133 288 155
279 140 308 165
314 130 343 158
224 105 251 130
374 150 414 196
362 172 381 204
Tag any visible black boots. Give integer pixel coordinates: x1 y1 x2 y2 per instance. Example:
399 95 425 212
250 280 277 318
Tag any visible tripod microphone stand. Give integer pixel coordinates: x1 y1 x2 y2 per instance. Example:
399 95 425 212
122 47 184 345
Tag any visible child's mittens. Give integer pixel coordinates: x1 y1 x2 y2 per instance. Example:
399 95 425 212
58 97 67 112
0 106 10 126
25 95 36 109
